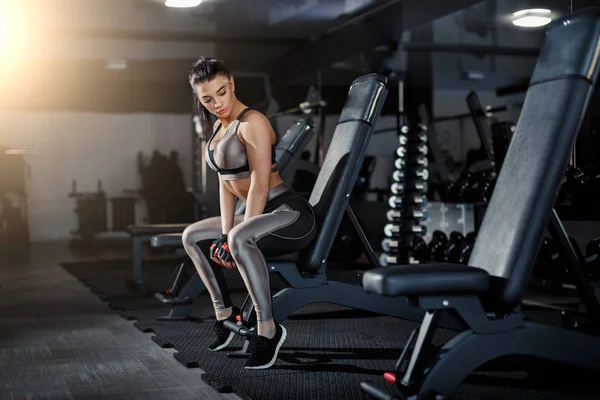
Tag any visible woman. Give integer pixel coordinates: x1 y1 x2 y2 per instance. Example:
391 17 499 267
182 57 317 370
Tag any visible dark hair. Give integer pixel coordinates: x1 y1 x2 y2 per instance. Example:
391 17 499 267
189 57 232 137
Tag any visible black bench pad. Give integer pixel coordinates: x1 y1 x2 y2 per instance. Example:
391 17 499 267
362 263 490 297
151 233 184 248
126 223 188 236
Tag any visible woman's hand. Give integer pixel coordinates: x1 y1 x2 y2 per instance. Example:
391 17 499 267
210 234 236 269
216 242 237 270
210 235 227 266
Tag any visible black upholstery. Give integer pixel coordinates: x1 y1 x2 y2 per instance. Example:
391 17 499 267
468 10 600 310
303 74 388 273
275 119 314 172
362 264 490 297
151 233 185 248
362 10 600 311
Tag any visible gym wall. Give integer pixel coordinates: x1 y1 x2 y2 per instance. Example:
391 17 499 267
0 111 193 242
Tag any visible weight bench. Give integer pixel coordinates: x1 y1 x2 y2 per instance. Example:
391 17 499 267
214 73 465 357
124 118 315 293
359 9 600 400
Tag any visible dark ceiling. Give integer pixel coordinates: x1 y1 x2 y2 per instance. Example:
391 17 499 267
2 0 598 113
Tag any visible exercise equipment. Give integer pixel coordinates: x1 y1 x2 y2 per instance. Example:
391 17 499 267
68 179 108 242
386 208 427 222
457 231 477 264
533 236 600 284
221 74 462 353
0 149 31 262
359 11 600 399
444 170 497 204
125 117 317 295
427 230 448 262
137 150 193 225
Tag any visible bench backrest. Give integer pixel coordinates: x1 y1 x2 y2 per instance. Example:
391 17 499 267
301 73 388 273
469 9 600 311
275 118 314 172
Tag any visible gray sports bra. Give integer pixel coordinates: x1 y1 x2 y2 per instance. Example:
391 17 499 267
206 108 277 181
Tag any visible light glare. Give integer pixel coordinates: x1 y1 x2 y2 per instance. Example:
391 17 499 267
512 9 553 28
165 0 203 8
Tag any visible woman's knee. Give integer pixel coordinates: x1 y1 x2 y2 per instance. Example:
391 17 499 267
181 226 193 246
182 217 222 246
228 224 260 260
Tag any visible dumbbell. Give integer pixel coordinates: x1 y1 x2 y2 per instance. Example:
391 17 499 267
428 231 448 262
444 231 465 264
393 168 429 182
412 236 431 262
391 181 428 195
381 237 413 253
380 253 410 267
379 253 395 267
388 194 427 209
397 144 428 158
399 132 427 145
384 223 427 237
457 232 477 264
386 208 427 222
394 155 428 169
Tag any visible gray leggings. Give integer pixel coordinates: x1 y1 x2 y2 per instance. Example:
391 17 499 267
182 184 316 322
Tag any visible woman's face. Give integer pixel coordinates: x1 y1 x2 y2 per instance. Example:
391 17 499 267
195 74 235 119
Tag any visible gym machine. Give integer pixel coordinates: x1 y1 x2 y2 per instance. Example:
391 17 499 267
0 148 31 263
359 10 600 399
68 179 138 250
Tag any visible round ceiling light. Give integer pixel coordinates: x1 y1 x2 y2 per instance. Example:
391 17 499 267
512 8 552 28
165 0 203 8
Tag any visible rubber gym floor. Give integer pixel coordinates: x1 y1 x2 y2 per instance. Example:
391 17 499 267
1 241 599 400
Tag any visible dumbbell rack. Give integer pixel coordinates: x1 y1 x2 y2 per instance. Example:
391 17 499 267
380 123 429 266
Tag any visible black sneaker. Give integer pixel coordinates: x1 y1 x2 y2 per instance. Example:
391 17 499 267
244 323 287 369
208 307 241 352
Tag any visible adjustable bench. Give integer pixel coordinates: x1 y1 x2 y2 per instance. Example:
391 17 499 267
359 9 600 400
123 119 315 293
218 73 463 354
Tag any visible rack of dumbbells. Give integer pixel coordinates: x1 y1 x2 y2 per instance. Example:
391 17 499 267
380 75 429 266
380 123 429 266
413 90 508 266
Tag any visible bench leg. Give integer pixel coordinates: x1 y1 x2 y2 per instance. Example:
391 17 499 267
126 236 148 294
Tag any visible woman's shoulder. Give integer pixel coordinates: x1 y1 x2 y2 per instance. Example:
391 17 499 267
241 108 269 123
239 109 272 130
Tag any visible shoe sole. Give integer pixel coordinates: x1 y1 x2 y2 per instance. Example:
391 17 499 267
244 325 287 370
208 320 242 352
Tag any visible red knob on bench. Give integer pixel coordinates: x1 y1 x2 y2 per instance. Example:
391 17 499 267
383 372 396 384
236 315 241 321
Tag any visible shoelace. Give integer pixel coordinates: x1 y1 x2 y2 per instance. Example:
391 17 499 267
250 336 268 354
213 321 226 336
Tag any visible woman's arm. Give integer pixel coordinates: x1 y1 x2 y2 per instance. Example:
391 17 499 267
219 175 238 234
240 114 275 221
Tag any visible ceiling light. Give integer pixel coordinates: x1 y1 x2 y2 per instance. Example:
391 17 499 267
165 0 202 8
512 8 552 28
